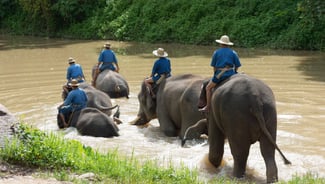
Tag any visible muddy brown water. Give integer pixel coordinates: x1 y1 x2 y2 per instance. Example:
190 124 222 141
1 35 325 183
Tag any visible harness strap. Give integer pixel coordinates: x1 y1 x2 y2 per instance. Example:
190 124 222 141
156 74 168 84
216 66 234 79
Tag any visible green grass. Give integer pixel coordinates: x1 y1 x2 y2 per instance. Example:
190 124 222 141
0 123 324 183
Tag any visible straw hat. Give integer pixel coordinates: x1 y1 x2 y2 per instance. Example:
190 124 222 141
215 35 234 46
104 42 111 48
68 57 75 64
152 48 168 57
69 79 79 87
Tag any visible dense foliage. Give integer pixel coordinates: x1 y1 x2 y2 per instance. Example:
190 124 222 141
0 0 324 50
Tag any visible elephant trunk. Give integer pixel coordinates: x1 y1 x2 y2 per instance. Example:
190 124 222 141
129 115 150 126
181 118 208 147
181 139 187 147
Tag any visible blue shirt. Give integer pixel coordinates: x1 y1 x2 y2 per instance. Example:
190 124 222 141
98 49 118 71
151 57 171 82
63 88 88 110
67 63 84 82
210 47 241 83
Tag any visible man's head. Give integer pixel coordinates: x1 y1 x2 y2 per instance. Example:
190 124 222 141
215 35 234 46
104 42 111 49
68 57 76 64
69 79 79 88
152 48 168 57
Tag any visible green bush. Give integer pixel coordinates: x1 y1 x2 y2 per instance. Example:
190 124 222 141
1 0 324 50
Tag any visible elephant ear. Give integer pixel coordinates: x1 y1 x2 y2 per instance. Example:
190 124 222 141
138 81 156 118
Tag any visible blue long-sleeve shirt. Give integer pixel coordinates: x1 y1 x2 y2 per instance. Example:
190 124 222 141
67 63 84 82
98 49 118 71
151 57 171 82
63 88 88 110
210 48 241 82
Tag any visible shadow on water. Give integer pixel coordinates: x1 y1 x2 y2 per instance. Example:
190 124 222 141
295 54 325 82
0 34 94 51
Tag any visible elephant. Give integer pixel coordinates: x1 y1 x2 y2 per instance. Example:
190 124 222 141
182 74 291 183
79 82 117 116
92 66 129 98
129 74 206 139
76 107 119 138
57 82 121 129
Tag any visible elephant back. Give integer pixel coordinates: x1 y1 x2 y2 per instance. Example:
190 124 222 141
95 70 129 98
76 107 119 138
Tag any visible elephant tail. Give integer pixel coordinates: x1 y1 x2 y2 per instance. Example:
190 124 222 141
254 109 291 165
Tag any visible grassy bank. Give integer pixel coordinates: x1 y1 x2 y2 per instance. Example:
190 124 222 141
0 123 324 183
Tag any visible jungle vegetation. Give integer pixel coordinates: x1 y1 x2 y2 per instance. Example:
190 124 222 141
0 0 324 49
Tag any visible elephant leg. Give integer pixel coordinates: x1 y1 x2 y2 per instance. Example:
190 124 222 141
159 118 177 136
157 107 178 137
208 120 225 168
260 135 278 183
228 138 250 179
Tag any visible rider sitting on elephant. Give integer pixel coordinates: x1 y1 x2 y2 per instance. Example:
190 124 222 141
92 42 119 86
58 79 88 127
198 35 241 112
62 57 85 97
144 48 171 98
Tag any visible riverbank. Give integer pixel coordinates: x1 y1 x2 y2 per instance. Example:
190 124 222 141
0 123 324 184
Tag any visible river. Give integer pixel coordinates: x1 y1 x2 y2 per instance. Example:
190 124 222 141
0 35 324 183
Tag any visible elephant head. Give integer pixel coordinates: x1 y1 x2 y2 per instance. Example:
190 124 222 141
129 81 157 125
130 74 206 139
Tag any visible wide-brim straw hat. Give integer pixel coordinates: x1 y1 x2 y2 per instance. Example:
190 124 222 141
215 35 234 46
68 57 75 63
153 48 168 57
69 79 79 87
103 42 111 48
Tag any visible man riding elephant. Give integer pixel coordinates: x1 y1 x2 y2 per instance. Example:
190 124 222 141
92 42 119 86
62 57 86 99
144 48 171 98
198 35 241 112
183 74 291 183
58 79 88 127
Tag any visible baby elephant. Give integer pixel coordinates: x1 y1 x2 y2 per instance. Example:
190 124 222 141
76 107 119 138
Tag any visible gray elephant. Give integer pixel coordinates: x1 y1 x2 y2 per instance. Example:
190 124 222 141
57 83 120 129
76 107 119 138
129 74 206 139
92 66 129 98
183 74 291 183
79 82 116 116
